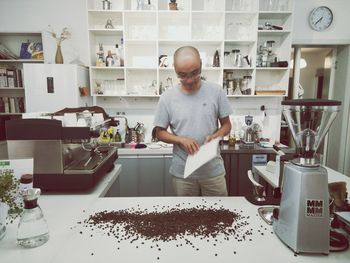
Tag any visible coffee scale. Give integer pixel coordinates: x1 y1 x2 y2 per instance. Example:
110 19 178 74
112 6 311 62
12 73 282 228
273 99 341 254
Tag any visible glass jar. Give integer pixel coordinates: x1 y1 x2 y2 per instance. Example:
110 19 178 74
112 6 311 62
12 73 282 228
241 75 252 95
233 78 242 95
230 49 240 67
17 188 49 248
224 51 231 67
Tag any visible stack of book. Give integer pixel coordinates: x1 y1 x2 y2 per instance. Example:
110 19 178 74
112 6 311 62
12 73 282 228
0 66 23 88
0 96 25 114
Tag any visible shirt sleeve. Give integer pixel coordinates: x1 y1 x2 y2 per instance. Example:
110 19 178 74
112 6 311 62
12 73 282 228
153 95 170 129
218 88 233 119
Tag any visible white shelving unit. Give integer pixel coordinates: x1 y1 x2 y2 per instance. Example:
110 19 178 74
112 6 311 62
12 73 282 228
86 0 294 105
0 32 44 114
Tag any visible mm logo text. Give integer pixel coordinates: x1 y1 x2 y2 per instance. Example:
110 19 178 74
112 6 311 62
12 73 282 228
306 199 324 217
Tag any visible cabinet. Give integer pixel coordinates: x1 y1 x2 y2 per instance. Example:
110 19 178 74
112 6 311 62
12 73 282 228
0 32 44 115
105 154 175 197
222 151 275 196
85 0 294 106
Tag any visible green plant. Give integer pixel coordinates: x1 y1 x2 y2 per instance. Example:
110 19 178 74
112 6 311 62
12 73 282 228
0 171 22 218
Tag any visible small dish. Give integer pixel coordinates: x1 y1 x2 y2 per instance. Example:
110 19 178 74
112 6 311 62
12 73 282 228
147 143 162 149
258 206 279 225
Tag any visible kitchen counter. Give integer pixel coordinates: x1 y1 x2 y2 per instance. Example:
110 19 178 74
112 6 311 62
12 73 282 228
117 142 290 156
0 163 349 262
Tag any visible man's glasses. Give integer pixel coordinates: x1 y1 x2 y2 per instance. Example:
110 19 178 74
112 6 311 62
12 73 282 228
176 68 201 80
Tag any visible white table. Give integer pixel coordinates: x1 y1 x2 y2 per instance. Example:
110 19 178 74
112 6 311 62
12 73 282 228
254 165 350 190
0 165 349 263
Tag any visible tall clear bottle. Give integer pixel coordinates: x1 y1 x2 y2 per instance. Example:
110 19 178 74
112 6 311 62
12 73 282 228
119 38 124 67
17 188 49 248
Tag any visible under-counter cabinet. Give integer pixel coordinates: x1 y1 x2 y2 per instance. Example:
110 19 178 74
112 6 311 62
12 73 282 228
222 151 275 196
105 154 175 197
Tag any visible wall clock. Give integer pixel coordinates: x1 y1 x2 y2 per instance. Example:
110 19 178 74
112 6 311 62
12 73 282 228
309 6 333 32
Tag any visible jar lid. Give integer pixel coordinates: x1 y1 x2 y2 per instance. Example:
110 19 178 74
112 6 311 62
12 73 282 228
20 174 33 184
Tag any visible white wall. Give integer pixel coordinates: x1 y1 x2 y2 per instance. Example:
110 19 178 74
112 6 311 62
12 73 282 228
293 0 350 44
0 0 89 65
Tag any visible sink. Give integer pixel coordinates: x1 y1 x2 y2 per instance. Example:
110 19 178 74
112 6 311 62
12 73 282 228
258 206 279 225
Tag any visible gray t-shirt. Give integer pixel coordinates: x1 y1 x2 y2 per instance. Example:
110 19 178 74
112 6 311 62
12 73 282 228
153 80 233 178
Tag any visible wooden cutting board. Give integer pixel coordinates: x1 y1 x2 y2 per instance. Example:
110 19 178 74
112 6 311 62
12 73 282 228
255 90 286 95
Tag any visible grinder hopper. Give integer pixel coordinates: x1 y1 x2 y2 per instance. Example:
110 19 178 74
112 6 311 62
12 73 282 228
282 99 341 166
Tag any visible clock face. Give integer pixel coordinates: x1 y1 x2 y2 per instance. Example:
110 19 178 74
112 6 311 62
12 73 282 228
309 6 333 31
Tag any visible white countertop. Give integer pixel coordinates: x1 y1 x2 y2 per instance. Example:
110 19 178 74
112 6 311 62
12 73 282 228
118 143 173 156
0 164 349 263
254 165 350 189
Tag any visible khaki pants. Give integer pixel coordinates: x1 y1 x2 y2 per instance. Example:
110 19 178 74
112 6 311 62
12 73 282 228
172 173 228 196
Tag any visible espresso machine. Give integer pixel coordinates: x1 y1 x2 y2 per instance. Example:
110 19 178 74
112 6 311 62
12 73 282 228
273 99 341 254
5 118 118 191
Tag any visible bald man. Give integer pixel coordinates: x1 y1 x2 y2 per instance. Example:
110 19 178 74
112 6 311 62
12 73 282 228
153 46 232 196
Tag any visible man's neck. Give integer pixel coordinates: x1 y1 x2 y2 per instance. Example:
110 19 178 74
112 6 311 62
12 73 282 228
180 80 201 94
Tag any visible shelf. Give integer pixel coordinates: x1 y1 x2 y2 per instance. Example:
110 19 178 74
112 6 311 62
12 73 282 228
89 29 123 35
225 11 258 15
126 67 157 70
0 113 22 116
86 0 294 103
88 10 123 14
259 11 292 20
258 30 291 36
227 95 256 98
0 87 24 90
93 94 160 98
256 67 289 71
124 39 157 44
90 66 124 70
157 10 191 14
224 40 256 44
159 40 221 45
0 59 44 63
224 67 254 70
123 10 158 14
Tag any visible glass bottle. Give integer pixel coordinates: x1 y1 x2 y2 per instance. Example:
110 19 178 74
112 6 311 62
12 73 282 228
114 129 122 142
19 174 33 195
119 38 124 67
106 50 114 67
17 188 49 248
213 49 220 67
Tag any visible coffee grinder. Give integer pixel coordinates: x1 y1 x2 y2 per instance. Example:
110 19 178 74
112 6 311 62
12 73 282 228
273 99 341 254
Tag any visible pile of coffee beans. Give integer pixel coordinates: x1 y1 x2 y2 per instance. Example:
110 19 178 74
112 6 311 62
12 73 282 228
78 200 273 260
84 206 239 241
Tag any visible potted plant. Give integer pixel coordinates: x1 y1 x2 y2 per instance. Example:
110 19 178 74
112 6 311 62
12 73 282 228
0 171 22 239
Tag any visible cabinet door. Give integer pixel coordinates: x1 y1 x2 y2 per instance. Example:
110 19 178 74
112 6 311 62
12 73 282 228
164 155 175 196
138 156 164 196
222 153 239 196
117 157 139 197
237 154 253 196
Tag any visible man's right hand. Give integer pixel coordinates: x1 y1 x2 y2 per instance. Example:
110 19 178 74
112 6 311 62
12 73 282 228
179 137 200 155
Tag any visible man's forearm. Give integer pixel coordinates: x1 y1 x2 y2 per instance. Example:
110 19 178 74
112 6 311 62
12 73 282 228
156 128 181 145
210 118 231 140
